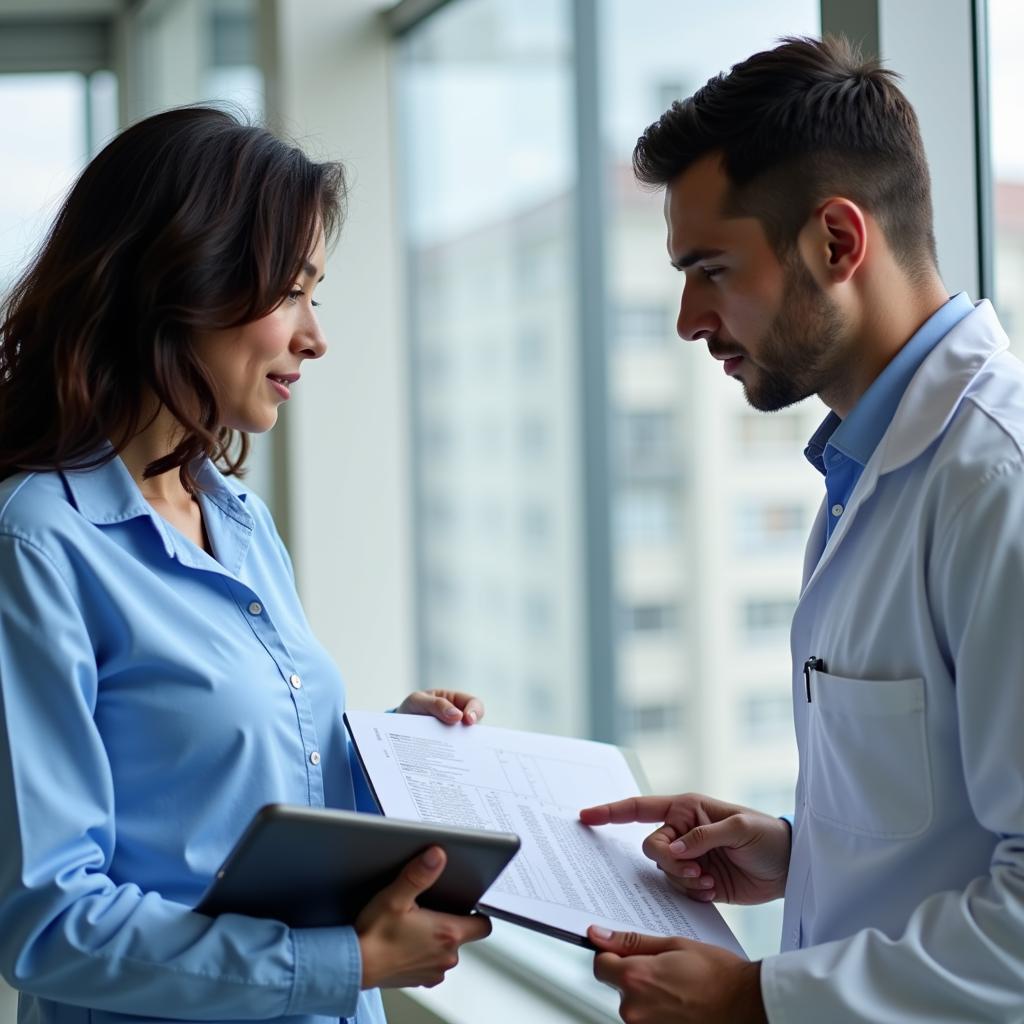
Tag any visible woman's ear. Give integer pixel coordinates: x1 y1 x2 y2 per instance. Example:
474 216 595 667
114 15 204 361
799 197 868 285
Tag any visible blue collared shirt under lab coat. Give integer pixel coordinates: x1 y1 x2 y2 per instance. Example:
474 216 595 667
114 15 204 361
0 454 387 1024
804 292 974 540
760 300 1024 1022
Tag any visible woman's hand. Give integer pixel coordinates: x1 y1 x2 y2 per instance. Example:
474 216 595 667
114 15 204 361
356 847 492 989
396 690 485 725
580 793 791 905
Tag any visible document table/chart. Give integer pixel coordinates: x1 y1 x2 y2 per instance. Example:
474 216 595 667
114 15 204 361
345 711 744 956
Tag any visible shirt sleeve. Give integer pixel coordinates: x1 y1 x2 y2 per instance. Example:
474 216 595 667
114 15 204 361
761 462 1024 1023
0 532 363 1019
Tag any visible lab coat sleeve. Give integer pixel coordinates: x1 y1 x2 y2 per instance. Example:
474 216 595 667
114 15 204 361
760 460 1024 1023
0 532 363 1019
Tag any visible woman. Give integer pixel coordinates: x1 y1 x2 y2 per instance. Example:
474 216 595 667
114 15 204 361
0 106 490 1023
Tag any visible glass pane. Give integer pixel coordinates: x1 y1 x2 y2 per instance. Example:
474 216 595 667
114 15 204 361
0 73 89 293
399 0 821 981
398 0 585 738
989 0 1024 348
397 7 615 1008
600 0 820 961
203 0 264 120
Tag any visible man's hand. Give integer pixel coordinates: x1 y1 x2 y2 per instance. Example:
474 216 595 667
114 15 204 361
356 847 492 989
580 793 791 904
589 927 766 1024
396 690 485 725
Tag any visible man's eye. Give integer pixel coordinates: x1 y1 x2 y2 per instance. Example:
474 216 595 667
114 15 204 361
701 266 725 280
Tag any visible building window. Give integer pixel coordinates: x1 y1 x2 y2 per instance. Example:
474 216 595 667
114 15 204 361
614 303 673 347
736 409 808 455
617 409 678 478
736 500 807 551
742 597 795 644
622 602 678 634
626 701 682 736
739 693 793 743
520 502 550 544
616 485 678 544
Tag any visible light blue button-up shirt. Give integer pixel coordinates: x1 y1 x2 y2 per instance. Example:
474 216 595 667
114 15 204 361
804 292 974 540
0 453 387 1024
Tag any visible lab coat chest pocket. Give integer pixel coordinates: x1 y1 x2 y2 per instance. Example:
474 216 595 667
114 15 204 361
806 670 932 838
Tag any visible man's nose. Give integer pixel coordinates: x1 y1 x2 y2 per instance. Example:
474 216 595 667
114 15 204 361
676 288 720 342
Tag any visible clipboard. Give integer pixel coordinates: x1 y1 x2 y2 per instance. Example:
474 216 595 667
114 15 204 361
195 803 520 928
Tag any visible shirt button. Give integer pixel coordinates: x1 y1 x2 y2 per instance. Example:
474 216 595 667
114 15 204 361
309 751 321 766
248 601 263 615
831 503 844 517
289 674 302 689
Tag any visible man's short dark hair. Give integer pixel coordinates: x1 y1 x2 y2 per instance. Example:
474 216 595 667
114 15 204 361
634 35 937 279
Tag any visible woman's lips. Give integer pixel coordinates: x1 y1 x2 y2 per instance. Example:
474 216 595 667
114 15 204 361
267 377 291 400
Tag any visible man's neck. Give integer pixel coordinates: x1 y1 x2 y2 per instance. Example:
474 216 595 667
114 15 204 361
823 271 951 418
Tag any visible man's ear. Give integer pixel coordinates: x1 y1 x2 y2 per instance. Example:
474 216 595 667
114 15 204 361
799 198 867 285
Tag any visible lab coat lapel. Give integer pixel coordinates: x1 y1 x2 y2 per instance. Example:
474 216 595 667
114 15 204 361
801 500 828 591
799 452 883 596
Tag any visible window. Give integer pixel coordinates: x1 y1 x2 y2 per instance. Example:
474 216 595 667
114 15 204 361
737 500 808 551
398 0 580 741
616 409 678 477
398 0 819 979
626 700 682 735
742 597 796 645
622 601 678 634
614 303 673 347
740 693 794 743
616 485 678 544
988 0 1024 346
0 72 116 292
736 409 810 454
520 502 550 544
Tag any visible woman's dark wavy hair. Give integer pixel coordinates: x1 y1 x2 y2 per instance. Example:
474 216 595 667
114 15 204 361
633 35 937 281
0 105 346 487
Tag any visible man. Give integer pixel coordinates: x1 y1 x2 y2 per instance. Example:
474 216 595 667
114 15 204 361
580 35 1024 1023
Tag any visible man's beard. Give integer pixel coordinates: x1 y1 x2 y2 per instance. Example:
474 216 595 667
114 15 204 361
739 256 846 413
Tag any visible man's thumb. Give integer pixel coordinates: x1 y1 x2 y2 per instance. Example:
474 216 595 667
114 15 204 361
587 926 680 955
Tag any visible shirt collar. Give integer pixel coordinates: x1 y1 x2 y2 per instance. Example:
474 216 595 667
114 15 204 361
62 448 159 526
62 449 251 564
804 292 974 474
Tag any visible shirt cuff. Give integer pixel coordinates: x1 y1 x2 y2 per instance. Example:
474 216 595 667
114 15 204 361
286 925 363 1017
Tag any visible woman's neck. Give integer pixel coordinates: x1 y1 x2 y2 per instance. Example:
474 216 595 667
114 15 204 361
118 405 194 512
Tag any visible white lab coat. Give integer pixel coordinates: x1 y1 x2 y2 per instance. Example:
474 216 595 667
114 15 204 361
760 301 1024 1023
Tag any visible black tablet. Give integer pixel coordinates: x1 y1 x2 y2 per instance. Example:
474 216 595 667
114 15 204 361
195 804 520 928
